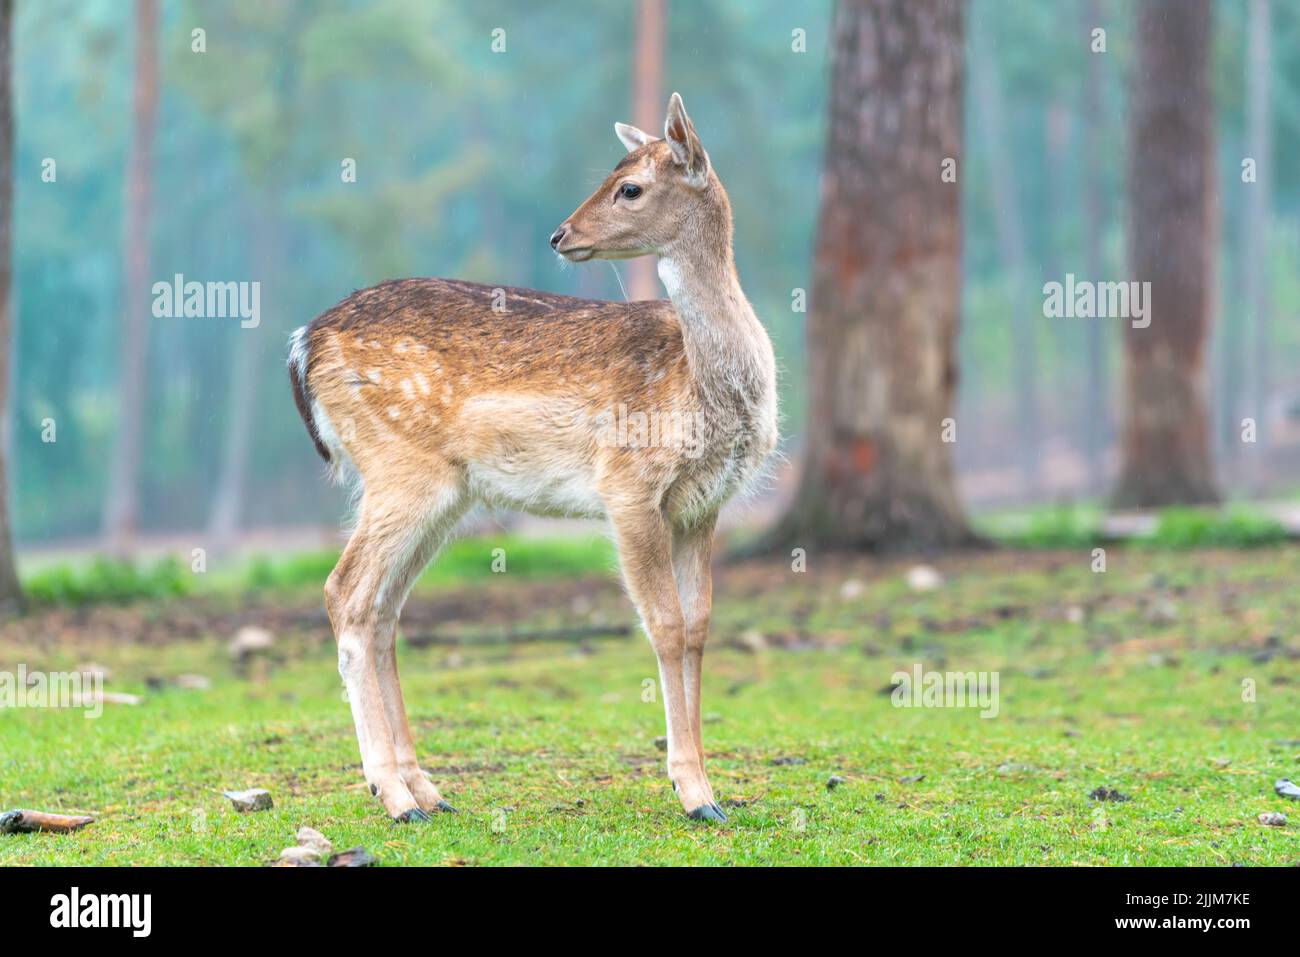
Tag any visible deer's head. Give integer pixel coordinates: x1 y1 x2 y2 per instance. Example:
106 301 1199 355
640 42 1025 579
550 92 730 264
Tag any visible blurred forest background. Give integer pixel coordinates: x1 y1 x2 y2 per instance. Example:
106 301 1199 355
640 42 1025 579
3 0 1300 557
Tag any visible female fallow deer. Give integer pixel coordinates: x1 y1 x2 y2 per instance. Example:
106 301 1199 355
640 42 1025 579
288 93 777 823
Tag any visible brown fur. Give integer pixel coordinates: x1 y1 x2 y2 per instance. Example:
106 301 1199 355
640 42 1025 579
288 93 777 822
301 279 688 477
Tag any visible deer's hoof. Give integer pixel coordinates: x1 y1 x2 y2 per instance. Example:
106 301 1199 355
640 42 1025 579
394 807 431 824
436 800 458 814
687 804 727 823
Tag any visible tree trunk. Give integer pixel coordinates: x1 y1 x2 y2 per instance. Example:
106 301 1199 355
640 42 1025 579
1244 0 1271 489
626 0 664 301
1080 0 1111 493
1216 223 1244 479
1112 0 1219 507
0 0 24 613
769 0 974 552
103 0 158 555
207 204 278 555
970 20 1041 493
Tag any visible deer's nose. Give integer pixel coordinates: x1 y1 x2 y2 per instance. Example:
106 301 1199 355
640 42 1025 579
549 226 567 250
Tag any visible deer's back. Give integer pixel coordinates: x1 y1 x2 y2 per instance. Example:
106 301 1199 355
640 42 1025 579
309 278 679 372
302 278 702 514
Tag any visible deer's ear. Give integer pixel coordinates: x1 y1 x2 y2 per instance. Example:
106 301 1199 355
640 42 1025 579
614 122 654 153
663 92 709 185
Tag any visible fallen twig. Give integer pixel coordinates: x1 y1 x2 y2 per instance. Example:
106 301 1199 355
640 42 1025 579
0 809 95 834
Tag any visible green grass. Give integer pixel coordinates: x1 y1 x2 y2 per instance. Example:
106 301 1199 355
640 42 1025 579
21 533 618 608
1149 507 1291 548
978 503 1292 550
2 545 1299 865
22 506 1296 612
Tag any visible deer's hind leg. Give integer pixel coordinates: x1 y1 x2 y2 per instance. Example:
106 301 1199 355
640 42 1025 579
325 475 467 822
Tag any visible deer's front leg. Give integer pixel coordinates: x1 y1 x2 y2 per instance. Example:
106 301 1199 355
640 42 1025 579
673 515 721 817
611 506 723 822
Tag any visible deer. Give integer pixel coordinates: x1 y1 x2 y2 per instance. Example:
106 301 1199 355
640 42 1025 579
287 93 777 824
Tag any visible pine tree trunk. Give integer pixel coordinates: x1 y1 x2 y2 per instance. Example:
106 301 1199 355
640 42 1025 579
1080 0 1111 493
103 0 158 554
1244 0 1271 489
1112 0 1220 508
627 0 664 301
970 20 1041 492
0 0 25 613
207 204 277 555
770 0 974 552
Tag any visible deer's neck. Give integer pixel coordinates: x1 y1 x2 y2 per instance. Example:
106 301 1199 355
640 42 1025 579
657 251 775 410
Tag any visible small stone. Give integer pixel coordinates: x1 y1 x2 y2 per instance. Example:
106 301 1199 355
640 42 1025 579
296 826 333 855
652 736 668 752
224 788 273 812
98 691 142 706
905 565 943 592
1145 598 1178 625
276 845 323 866
826 775 847 790
76 662 112 681
1275 779 1300 800
1258 812 1288 827
1089 786 1130 802
738 629 767 652
229 626 274 659
328 846 377 867
176 674 211 690
839 579 865 600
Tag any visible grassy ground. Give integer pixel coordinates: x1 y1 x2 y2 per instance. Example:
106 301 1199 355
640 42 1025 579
2 540 1299 865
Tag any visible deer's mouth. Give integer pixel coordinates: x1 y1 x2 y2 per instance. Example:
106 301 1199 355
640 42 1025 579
558 246 594 262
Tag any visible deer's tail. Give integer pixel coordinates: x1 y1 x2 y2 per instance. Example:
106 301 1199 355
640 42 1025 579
287 325 333 465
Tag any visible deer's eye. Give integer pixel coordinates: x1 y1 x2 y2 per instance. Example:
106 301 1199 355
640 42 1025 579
618 182 643 200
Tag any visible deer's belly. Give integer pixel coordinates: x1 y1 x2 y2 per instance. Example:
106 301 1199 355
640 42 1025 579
458 394 607 518
467 458 606 519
